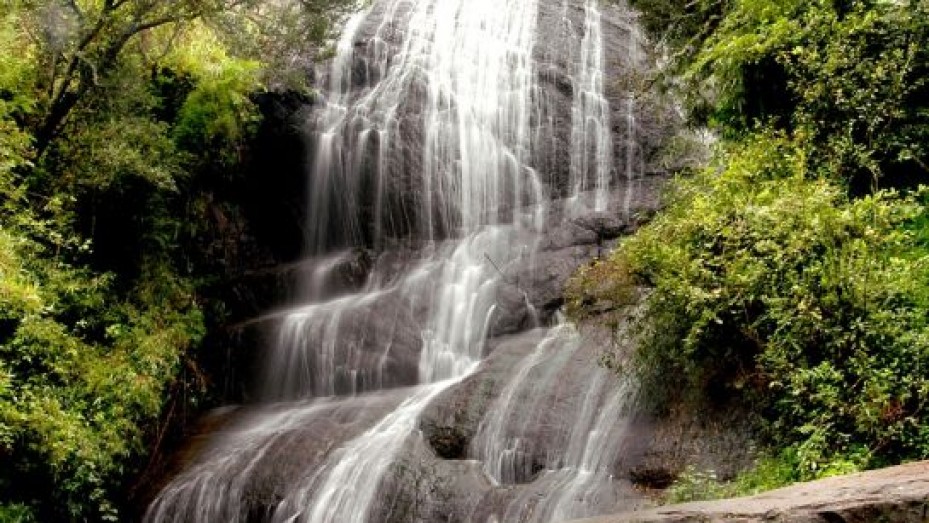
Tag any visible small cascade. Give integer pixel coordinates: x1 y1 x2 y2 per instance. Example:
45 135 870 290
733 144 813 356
271 381 461 523
519 373 639 522
144 392 412 523
145 0 661 521
567 0 613 214
467 324 640 522
621 19 646 220
471 324 580 485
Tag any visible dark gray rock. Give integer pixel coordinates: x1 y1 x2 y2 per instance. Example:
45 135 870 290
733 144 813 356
420 330 550 459
630 404 757 488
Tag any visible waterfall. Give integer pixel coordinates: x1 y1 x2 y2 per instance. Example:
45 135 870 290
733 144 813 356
471 324 578 486
568 0 613 215
466 324 640 522
145 1 653 521
621 20 645 220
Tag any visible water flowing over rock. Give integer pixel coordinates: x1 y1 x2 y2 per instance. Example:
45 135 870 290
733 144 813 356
145 0 674 521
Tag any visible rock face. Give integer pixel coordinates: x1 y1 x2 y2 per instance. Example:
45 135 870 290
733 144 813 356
140 0 715 522
567 460 929 523
628 402 757 492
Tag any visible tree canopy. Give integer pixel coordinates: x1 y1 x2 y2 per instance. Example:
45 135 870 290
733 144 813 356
0 0 351 519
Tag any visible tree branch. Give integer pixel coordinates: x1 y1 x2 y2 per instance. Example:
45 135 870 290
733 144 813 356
34 0 244 159
65 0 85 23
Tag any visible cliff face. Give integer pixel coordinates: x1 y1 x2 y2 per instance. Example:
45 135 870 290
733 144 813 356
140 0 764 520
568 460 929 523
201 0 679 401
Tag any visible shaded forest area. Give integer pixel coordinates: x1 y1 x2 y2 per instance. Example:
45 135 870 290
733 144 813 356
0 1 352 520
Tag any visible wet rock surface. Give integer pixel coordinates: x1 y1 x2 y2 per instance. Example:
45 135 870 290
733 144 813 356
415 325 653 521
492 175 667 335
630 404 757 489
141 0 705 521
420 330 550 462
568 460 929 523
144 390 413 521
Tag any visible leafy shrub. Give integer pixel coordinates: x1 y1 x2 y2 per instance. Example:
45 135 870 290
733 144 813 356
593 0 929 487
0 0 345 518
0 503 35 523
609 133 929 477
684 0 929 190
666 452 797 503
1 228 205 520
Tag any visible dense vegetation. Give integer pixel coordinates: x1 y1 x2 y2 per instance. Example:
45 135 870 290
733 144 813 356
0 1 347 519
573 0 929 492
4 0 927 517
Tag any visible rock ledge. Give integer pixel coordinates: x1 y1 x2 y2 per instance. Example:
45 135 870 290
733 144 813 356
567 460 929 523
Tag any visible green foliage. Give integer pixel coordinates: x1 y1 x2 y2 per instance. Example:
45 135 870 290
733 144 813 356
787 2 929 192
682 0 929 188
665 466 731 503
666 452 797 503
0 503 36 523
0 6 35 197
211 0 359 90
1 226 205 520
582 0 929 493
607 132 929 478
0 0 325 518
173 55 262 163
58 115 185 192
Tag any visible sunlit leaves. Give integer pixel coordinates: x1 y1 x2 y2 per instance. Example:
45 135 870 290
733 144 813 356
0 7 36 197
1 228 204 519
609 133 929 476
173 55 262 152
676 0 929 187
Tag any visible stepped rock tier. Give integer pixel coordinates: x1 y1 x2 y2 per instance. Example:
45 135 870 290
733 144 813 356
145 0 675 521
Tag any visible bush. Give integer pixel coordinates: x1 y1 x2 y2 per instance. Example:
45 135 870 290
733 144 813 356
684 0 929 190
609 133 929 477
666 452 797 503
0 227 205 520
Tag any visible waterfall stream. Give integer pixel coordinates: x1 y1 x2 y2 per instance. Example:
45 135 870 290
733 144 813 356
145 0 654 521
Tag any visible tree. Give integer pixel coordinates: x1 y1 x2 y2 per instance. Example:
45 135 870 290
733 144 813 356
26 0 255 159
1 0 355 519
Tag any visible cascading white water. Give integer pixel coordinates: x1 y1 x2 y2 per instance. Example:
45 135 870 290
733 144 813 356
271 380 460 523
307 0 543 254
144 0 653 521
256 0 546 518
142 391 414 523
471 324 576 485
568 0 613 214
467 322 640 522
621 20 645 220
263 0 546 401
